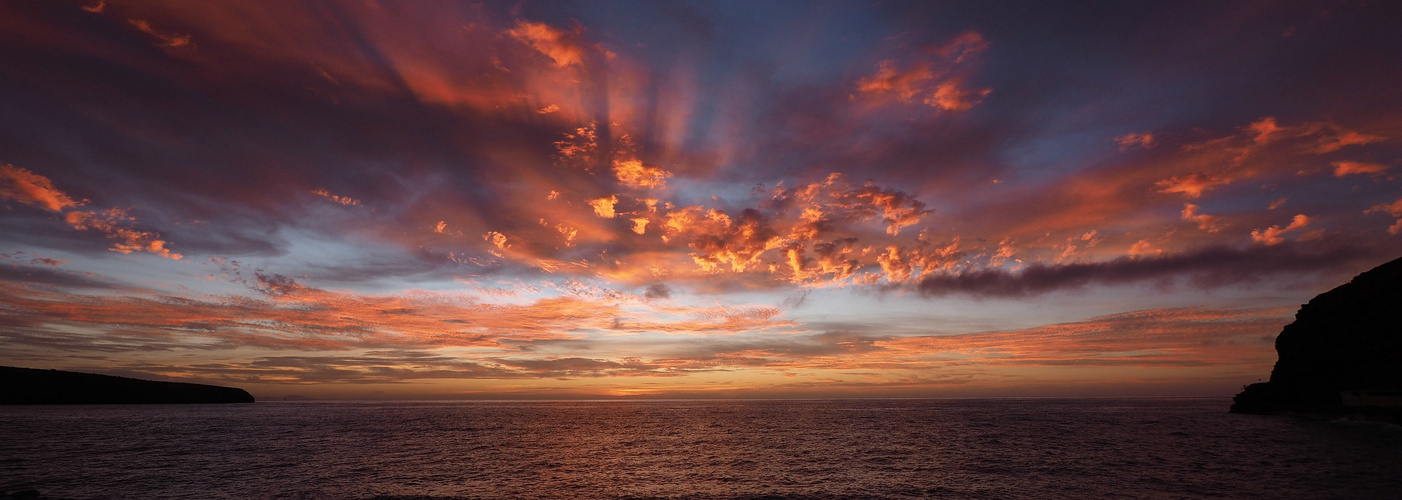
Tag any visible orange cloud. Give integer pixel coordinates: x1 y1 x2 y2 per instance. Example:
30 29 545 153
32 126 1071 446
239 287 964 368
665 207 782 273
1248 116 1282 144
1156 173 1231 198
856 60 934 100
128 19 190 48
507 21 588 68
854 32 990 113
0 269 805 371
64 209 182 260
873 240 960 284
612 159 672 189
554 124 603 172
1127 240 1160 257
1 164 179 259
483 231 510 256
0 164 81 212
555 224 578 247
630 218 649 235
925 81 990 112
311 189 361 206
1365 198 1402 234
1181 204 1221 232
1314 130 1384 154
1331 160 1388 177
1250 214 1310 245
587 195 618 218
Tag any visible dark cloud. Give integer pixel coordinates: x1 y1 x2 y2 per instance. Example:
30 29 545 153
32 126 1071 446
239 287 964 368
917 243 1389 298
0 262 120 290
253 272 311 297
643 283 671 299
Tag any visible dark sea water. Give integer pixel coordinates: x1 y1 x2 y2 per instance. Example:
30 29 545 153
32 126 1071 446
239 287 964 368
2 398 1399 499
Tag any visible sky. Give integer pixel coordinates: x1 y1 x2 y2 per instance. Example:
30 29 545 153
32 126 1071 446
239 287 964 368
2 0 1400 400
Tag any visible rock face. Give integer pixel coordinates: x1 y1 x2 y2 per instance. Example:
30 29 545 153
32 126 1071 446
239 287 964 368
0 366 254 404
1231 256 1402 415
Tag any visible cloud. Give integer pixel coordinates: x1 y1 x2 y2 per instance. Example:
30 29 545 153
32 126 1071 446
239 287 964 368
933 31 989 62
1181 204 1221 232
0 164 81 212
1248 117 1282 145
0 269 800 365
854 32 990 113
925 81 990 112
128 19 190 48
856 60 934 101
877 306 1286 370
1331 161 1388 177
506 21 590 68
1365 198 1402 235
0 259 119 290
490 357 680 378
916 242 1373 297
1156 173 1231 198
612 159 672 189
312 189 362 206
1249 214 1310 246
630 218 649 235
0 164 180 259
64 209 182 260
554 124 603 172
3 1 1401 396
1114 132 1155 151
253 272 316 297
1314 130 1384 154
1127 240 1159 257
483 231 510 252
643 283 672 299
587 195 618 218
668 207 781 273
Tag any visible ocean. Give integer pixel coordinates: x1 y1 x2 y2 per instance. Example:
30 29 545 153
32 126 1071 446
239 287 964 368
1 398 1399 499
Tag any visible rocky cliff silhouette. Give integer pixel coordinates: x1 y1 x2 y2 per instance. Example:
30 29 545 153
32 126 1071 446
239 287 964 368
1231 256 1402 416
0 366 254 404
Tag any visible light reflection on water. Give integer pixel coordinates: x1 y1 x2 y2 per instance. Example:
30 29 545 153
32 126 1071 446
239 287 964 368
1 399 1399 499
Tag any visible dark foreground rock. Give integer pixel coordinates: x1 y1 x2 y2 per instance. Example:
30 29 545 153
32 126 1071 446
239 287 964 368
0 366 254 404
1231 255 1402 419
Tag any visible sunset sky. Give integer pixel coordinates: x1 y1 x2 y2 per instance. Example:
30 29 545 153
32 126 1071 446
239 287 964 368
2 1 1400 399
